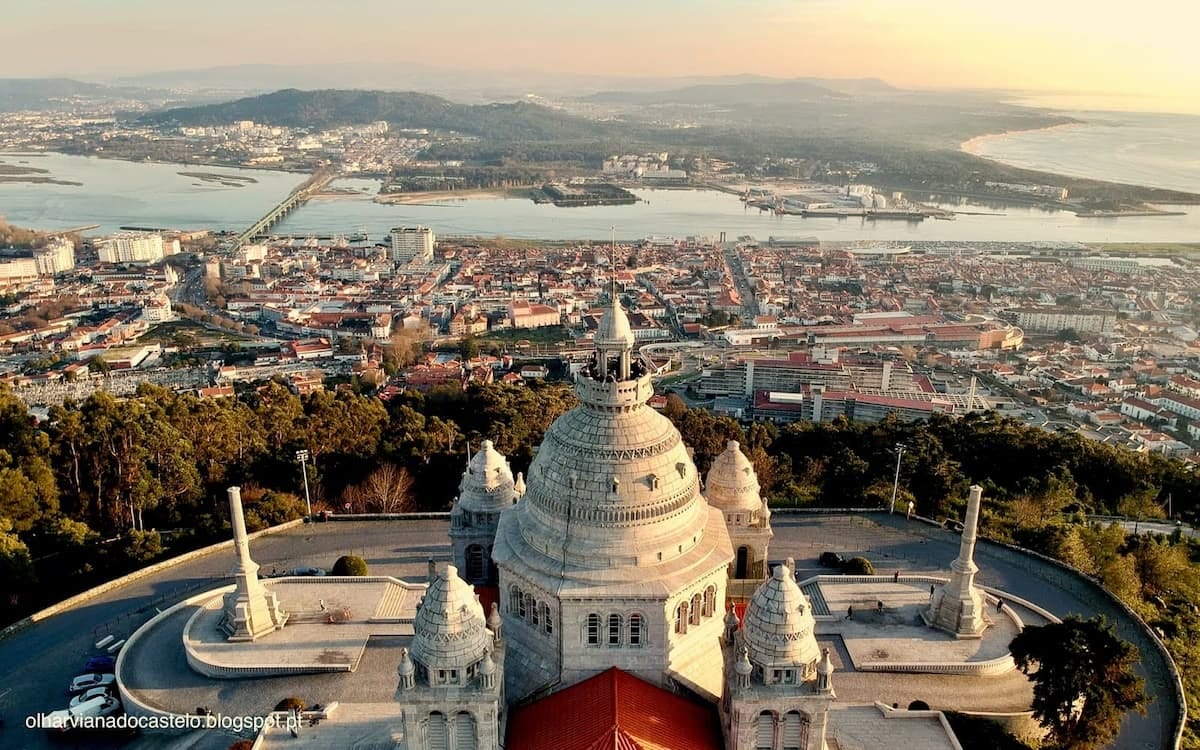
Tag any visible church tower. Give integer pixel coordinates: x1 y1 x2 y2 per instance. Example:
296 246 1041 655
450 440 522 586
397 564 504 750
492 283 734 702
723 559 834 750
706 440 773 581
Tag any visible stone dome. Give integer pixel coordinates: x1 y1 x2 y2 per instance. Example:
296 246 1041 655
505 373 712 573
705 440 763 513
493 312 733 590
411 565 492 671
455 439 518 514
741 560 820 670
594 299 634 348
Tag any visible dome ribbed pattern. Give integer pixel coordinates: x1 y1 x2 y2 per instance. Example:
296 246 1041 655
742 563 820 670
457 439 518 514
704 441 762 513
517 373 710 569
411 565 491 670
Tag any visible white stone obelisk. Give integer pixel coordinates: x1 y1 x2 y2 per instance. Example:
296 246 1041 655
925 484 987 638
220 486 288 641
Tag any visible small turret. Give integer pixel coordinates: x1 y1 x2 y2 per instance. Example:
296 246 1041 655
487 601 503 643
817 647 834 695
480 649 497 690
397 647 415 691
734 646 753 688
724 607 740 645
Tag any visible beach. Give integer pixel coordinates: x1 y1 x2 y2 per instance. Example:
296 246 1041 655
957 111 1200 194
959 122 1085 157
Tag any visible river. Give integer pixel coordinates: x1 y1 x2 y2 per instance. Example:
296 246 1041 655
3 152 1200 243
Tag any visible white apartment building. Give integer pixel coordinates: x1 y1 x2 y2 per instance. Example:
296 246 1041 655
0 258 38 287
33 237 76 275
98 233 168 264
389 225 435 264
1014 308 1114 334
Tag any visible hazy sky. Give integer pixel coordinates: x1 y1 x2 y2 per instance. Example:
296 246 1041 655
4 0 1198 109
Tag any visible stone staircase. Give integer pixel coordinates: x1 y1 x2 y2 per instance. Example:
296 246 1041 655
371 582 412 622
802 581 831 616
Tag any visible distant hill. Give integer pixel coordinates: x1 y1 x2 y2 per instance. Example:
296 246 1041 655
0 77 191 112
141 88 620 141
581 79 846 107
0 78 116 111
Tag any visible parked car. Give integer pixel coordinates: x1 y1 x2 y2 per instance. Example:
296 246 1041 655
818 552 844 568
69 687 112 708
42 694 120 732
84 655 116 673
291 567 326 577
68 673 116 695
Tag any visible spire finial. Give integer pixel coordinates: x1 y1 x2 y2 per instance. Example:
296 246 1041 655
610 225 618 308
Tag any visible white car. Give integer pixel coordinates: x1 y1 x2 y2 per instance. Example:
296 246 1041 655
69 687 112 708
68 673 116 694
41 694 121 732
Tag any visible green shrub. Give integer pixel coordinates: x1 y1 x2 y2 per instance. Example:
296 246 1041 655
331 555 369 576
841 556 875 575
274 697 305 712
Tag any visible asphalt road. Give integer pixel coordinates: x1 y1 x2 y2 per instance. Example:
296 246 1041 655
0 515 1178 750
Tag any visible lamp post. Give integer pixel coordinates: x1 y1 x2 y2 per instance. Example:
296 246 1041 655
296 449 312 518
889 443 906 514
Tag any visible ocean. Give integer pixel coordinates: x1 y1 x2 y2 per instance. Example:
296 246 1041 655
962 110 1200 195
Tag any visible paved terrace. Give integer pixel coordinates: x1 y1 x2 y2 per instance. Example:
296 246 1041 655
0 515 1179 750
817 580 1023 668
184 579 416 676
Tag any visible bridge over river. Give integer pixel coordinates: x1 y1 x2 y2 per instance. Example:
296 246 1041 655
235 167 337 247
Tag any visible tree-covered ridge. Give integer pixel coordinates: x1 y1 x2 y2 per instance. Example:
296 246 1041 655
140 89 625 142
658 396 1200 522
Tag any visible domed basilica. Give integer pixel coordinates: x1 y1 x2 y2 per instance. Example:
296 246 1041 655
416 293 836 749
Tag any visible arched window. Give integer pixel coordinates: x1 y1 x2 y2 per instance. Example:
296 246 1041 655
465 545 487 583
517 591 528 619
782 711 808 750
629 613 644 647
454 711 477 750
531 599 540 627
523 593 535 622
540 603 553 635
607 614 622 646
428 712 449 750
508 586 521 615
755 711 776 750
675 602 688 634
690 593 702 625
735 546 750 579
586 613 601 645
703 585 716 617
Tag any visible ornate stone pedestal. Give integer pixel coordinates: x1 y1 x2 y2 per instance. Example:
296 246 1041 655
219 486 288 641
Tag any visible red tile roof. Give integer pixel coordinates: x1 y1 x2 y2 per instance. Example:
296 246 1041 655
506 667 722 750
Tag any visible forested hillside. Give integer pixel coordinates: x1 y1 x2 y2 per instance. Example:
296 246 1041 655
2 382 1199 743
